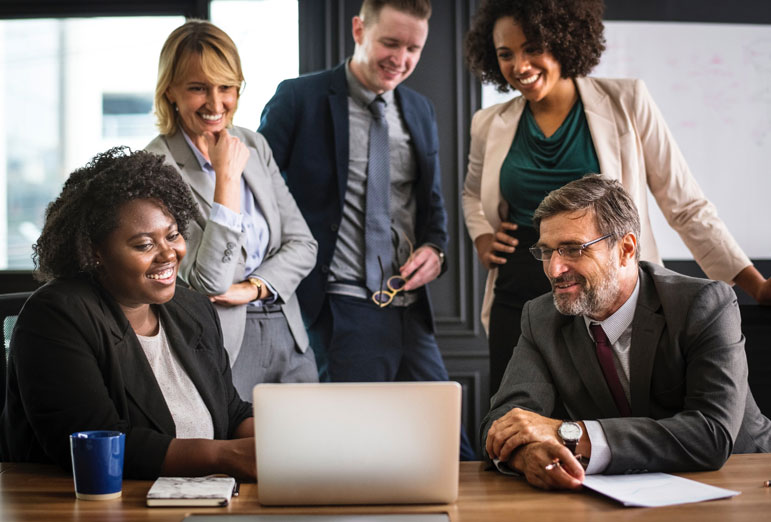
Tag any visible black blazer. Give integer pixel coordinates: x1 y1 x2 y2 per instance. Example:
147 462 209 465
0 277 252 479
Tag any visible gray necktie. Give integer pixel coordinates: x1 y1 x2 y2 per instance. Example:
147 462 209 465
365 96 392 294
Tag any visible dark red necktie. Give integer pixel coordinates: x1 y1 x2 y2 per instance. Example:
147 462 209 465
589 323 632 417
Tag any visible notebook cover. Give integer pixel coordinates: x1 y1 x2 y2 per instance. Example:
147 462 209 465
146 476 236 507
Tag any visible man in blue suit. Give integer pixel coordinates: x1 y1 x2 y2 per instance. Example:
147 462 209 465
259 0 467 446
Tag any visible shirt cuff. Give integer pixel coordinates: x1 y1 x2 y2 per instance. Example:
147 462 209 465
583 420 611 474
492 457 521 476
210 202 243 233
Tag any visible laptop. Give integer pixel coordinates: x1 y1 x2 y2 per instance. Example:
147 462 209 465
252 382 461 506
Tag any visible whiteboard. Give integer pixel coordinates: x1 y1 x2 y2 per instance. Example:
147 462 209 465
482 21 771 259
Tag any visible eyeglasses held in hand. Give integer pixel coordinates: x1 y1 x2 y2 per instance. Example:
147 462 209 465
529 234 612 261
372 234 414 308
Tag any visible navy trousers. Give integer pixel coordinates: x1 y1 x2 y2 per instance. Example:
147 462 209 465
308 292 477 460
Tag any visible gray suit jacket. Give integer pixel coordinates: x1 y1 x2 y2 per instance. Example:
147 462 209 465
146 127 317 362
482 262 771 474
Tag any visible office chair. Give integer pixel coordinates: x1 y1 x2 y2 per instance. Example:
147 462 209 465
740 305 771 418
0 291 33 412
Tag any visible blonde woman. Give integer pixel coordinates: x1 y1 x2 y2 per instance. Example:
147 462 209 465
147 21 319 398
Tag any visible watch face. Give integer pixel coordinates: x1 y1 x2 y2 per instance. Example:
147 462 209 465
559 422 581 441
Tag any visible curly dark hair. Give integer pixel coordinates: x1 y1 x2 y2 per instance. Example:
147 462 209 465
465 0 606 92
33 147 198 281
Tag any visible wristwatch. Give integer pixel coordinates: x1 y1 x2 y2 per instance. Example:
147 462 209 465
248 277 263 299
557 421 583 455
430 247 445 266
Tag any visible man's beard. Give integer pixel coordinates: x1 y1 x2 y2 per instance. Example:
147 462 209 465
550 258 620 317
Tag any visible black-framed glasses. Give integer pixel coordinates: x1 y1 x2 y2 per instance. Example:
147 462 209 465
529 234 612 261
372 234 413 308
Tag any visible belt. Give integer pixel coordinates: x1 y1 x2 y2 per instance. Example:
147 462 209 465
327 282 420 308
247 302 283 313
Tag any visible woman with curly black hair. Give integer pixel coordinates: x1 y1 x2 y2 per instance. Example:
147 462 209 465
0 147 257 481
462 0 771 397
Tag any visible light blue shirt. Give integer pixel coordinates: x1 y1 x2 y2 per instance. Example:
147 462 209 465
181 129 276 304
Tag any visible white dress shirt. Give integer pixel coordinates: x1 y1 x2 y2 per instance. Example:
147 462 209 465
582 277 641 474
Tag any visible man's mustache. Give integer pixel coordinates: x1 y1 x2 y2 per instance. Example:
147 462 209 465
549 272 586 288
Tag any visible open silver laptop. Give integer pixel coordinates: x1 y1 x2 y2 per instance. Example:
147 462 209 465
252 382 461 506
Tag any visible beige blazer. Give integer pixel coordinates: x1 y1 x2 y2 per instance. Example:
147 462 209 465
462 77 750 333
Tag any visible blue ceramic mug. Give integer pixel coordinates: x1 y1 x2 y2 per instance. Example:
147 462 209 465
69 431 125 500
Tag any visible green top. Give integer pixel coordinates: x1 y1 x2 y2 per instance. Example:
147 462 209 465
500 98 601 228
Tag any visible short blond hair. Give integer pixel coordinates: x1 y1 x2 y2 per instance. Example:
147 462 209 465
359 0 432 25
154 20 244 135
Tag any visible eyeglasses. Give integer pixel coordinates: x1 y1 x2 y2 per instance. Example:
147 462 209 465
529 234 612 261
372 234 413 308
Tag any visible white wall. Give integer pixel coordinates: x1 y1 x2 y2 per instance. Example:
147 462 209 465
483 21 771 260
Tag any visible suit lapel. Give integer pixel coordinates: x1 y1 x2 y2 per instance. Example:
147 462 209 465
563 317 620 418
166 131 215 214
629 267 665 417
577 78 622 181
101 295 176 436
483 98 524 224
396 89 432 206
328 66 350 210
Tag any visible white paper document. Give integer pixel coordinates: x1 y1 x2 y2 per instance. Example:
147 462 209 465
582 473 740 507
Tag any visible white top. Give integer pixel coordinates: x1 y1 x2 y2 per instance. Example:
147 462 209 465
136 320 214 439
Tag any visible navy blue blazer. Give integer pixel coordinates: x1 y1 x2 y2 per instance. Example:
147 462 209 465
259 63 448 327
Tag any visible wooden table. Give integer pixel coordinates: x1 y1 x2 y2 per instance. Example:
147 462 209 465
2 455 770 521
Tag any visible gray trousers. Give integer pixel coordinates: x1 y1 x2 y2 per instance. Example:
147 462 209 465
231 307 318 401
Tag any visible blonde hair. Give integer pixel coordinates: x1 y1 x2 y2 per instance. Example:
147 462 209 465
154 20 244 135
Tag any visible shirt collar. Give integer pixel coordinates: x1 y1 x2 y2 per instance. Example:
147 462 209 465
584 275 641 344
344 58 395 109
179 127 212 172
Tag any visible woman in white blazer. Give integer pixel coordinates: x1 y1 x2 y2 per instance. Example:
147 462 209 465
462 0 771 397
146 21 319 399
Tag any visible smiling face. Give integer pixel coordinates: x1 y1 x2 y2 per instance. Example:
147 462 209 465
165 55 239 138
492 16 571 104
94 199 186 314
537 210 636 320
349 5 428 94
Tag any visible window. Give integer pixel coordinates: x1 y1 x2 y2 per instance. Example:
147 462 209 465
210 0 299 130
0 16 184 269
1 1 300 270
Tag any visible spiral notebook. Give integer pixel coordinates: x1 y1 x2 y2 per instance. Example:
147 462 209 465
146 476 238 507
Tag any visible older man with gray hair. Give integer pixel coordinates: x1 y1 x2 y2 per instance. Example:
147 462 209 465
483 175 771 490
